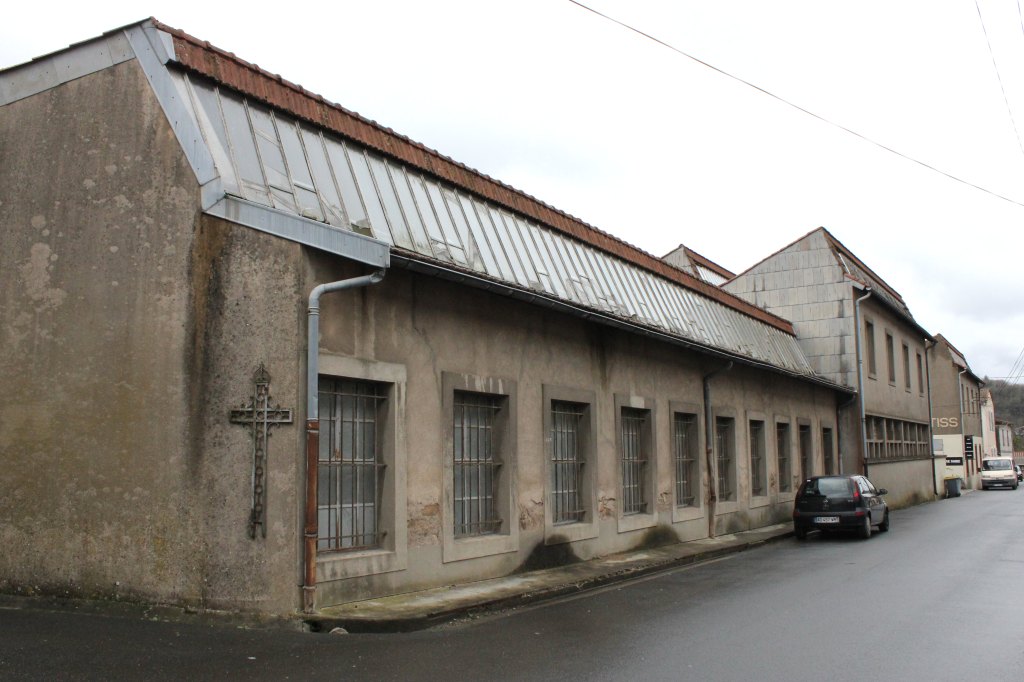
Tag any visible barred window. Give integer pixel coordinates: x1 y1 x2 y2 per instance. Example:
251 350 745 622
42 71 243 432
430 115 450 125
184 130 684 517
551 401 586 524
749 420 767 497
865 415 929 462
453 391 503 537
799 424 813 480
822 427 835 475
716 417 736 502
318 378 386 552
620 408 650 515
674 413 699 507
777 422 792 493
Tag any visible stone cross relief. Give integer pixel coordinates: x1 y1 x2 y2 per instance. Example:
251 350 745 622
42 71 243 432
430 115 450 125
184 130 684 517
230 363 293 539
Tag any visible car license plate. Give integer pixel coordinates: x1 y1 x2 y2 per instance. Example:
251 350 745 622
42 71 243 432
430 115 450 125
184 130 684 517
814 516 839 524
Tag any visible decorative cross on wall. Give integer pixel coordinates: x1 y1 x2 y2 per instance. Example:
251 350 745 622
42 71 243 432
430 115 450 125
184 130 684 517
230 363 293 539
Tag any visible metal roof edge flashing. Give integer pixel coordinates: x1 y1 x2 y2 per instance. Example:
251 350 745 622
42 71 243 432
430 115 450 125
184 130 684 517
205 196 390 268
391 254 850 394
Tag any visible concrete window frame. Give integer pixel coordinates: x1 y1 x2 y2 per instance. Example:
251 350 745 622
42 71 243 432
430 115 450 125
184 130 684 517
746 410 770 508
670 400 705 524
821 424 837 476
441 371 519 564
864 318 877 379
542 385 599 546
775 415 795 499
713 407 739 514
315 354 408 583
614 393 657 534
797 418 814 482
885 329 896 386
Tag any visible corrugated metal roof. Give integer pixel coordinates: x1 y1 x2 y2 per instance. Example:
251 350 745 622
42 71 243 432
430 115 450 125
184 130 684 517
134 19 835 380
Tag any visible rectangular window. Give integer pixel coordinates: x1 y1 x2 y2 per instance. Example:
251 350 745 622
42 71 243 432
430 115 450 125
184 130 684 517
799 424 813 480
551 401 586 525
453 391 503 537
886 332 896 384
903 343 911 391
916 352 924 395
673 413 699 507
318 378 386 552
822 427 835 475
749 420 767 497
777 422 792 493
620 408 650 515
716 417 736 502
865 321 876 377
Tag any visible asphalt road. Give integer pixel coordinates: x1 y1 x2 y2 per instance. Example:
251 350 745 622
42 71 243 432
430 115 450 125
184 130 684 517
3 487 1023 681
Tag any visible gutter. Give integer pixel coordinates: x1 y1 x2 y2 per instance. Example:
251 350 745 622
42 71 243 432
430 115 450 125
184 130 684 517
854 288 873 477
303 269 386 614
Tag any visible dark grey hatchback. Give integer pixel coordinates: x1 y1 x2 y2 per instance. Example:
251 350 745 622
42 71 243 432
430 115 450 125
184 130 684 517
793 475 890 540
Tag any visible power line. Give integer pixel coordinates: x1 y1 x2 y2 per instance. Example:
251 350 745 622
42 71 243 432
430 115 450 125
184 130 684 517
567 0 1024 210
974 0 1024 161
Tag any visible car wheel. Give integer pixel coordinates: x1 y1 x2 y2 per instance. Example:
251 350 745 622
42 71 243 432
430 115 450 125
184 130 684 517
859 516 872 540
794 524 808 541
878 510 889 532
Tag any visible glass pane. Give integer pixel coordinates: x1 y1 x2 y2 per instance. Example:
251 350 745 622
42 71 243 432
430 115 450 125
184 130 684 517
457 194 498 275
185 78 239 194
278 119 324 221
300 128 347 226
248 106 291 190
324 138 369 232
425 182 467 263
346 148 390 241
219 94 270 205
368 155 414 249
388 164 433 254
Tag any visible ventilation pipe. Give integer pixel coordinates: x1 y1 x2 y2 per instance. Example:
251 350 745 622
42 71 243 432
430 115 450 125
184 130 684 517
853 288 873 477
303 269 386 614
703 361 733 539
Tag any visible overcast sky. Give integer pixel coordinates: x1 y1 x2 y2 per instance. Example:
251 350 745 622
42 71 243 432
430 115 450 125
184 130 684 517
4 1 1023 383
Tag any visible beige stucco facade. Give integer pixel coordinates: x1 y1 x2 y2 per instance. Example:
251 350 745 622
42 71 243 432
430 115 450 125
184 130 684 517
1 40 848 615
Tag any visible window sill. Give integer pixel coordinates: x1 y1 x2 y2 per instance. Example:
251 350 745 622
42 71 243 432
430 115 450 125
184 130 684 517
317 546 407 582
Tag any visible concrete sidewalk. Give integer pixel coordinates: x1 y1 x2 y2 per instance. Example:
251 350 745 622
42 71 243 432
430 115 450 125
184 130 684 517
309 523 792 633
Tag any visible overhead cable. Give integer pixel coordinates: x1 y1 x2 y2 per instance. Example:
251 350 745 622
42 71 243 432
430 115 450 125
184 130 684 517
974 0 1024 161
567 0 1024 210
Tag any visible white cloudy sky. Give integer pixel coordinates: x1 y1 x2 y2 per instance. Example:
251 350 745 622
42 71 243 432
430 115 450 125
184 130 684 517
4 1 1023 382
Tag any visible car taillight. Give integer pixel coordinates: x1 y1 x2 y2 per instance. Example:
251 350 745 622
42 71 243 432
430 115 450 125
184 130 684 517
852 487 861 502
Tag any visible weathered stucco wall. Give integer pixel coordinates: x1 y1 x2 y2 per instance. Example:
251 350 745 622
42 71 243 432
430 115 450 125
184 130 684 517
308 253 841 607
0 60 204 602
0 61 306 614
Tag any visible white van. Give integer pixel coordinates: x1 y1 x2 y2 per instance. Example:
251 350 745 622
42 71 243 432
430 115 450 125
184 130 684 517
980 457 1019 490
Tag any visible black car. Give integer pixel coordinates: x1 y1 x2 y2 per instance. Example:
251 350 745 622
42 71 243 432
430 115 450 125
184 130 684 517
793 475 889 540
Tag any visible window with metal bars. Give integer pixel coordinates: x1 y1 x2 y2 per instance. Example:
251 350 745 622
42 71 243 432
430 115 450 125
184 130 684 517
749 420 767 497
716 417 735 502
620 408 650 515
673 413 699 507
822 427 835 475
317 378 387 552
453 391 504 537
799 423 813 480
777 422 791 493
551 401 586 524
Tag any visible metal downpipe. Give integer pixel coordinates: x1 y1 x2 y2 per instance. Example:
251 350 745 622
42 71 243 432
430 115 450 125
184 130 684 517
925 340 938 496
703 361 733 539
303 269 386 614
854 288 873 477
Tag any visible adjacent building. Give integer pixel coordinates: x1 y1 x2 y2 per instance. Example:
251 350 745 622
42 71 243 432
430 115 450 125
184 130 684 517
723 228 935 507
928 335 985 487
662 245 736 286
0 20 851 615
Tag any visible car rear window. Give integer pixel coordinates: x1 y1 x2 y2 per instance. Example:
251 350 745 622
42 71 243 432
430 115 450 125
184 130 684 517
802 478 851 497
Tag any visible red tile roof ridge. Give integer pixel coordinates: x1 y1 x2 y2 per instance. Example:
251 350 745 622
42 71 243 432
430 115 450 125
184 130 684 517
148 18 795 335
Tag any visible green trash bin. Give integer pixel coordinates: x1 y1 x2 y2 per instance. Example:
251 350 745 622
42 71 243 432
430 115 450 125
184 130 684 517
944 477 961 498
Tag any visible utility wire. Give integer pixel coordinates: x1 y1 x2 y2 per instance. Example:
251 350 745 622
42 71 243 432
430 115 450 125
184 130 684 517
568 0 1024 209
974 0 1024 160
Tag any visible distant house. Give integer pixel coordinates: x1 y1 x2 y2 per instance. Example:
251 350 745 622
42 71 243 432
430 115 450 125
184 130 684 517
662 245 736 286
996 420 1015 458
0 20 850 615
723 228 935 507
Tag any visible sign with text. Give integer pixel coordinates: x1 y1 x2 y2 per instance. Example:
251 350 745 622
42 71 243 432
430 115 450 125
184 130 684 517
964 435 974 457
945 457 964 466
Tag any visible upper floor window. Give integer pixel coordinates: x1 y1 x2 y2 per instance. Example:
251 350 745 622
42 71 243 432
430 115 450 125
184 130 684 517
902 343 911 391
886 332 896 384
865 320 877 377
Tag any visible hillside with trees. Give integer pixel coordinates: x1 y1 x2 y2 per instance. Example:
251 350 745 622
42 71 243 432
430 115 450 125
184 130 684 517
986 379 1024 449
